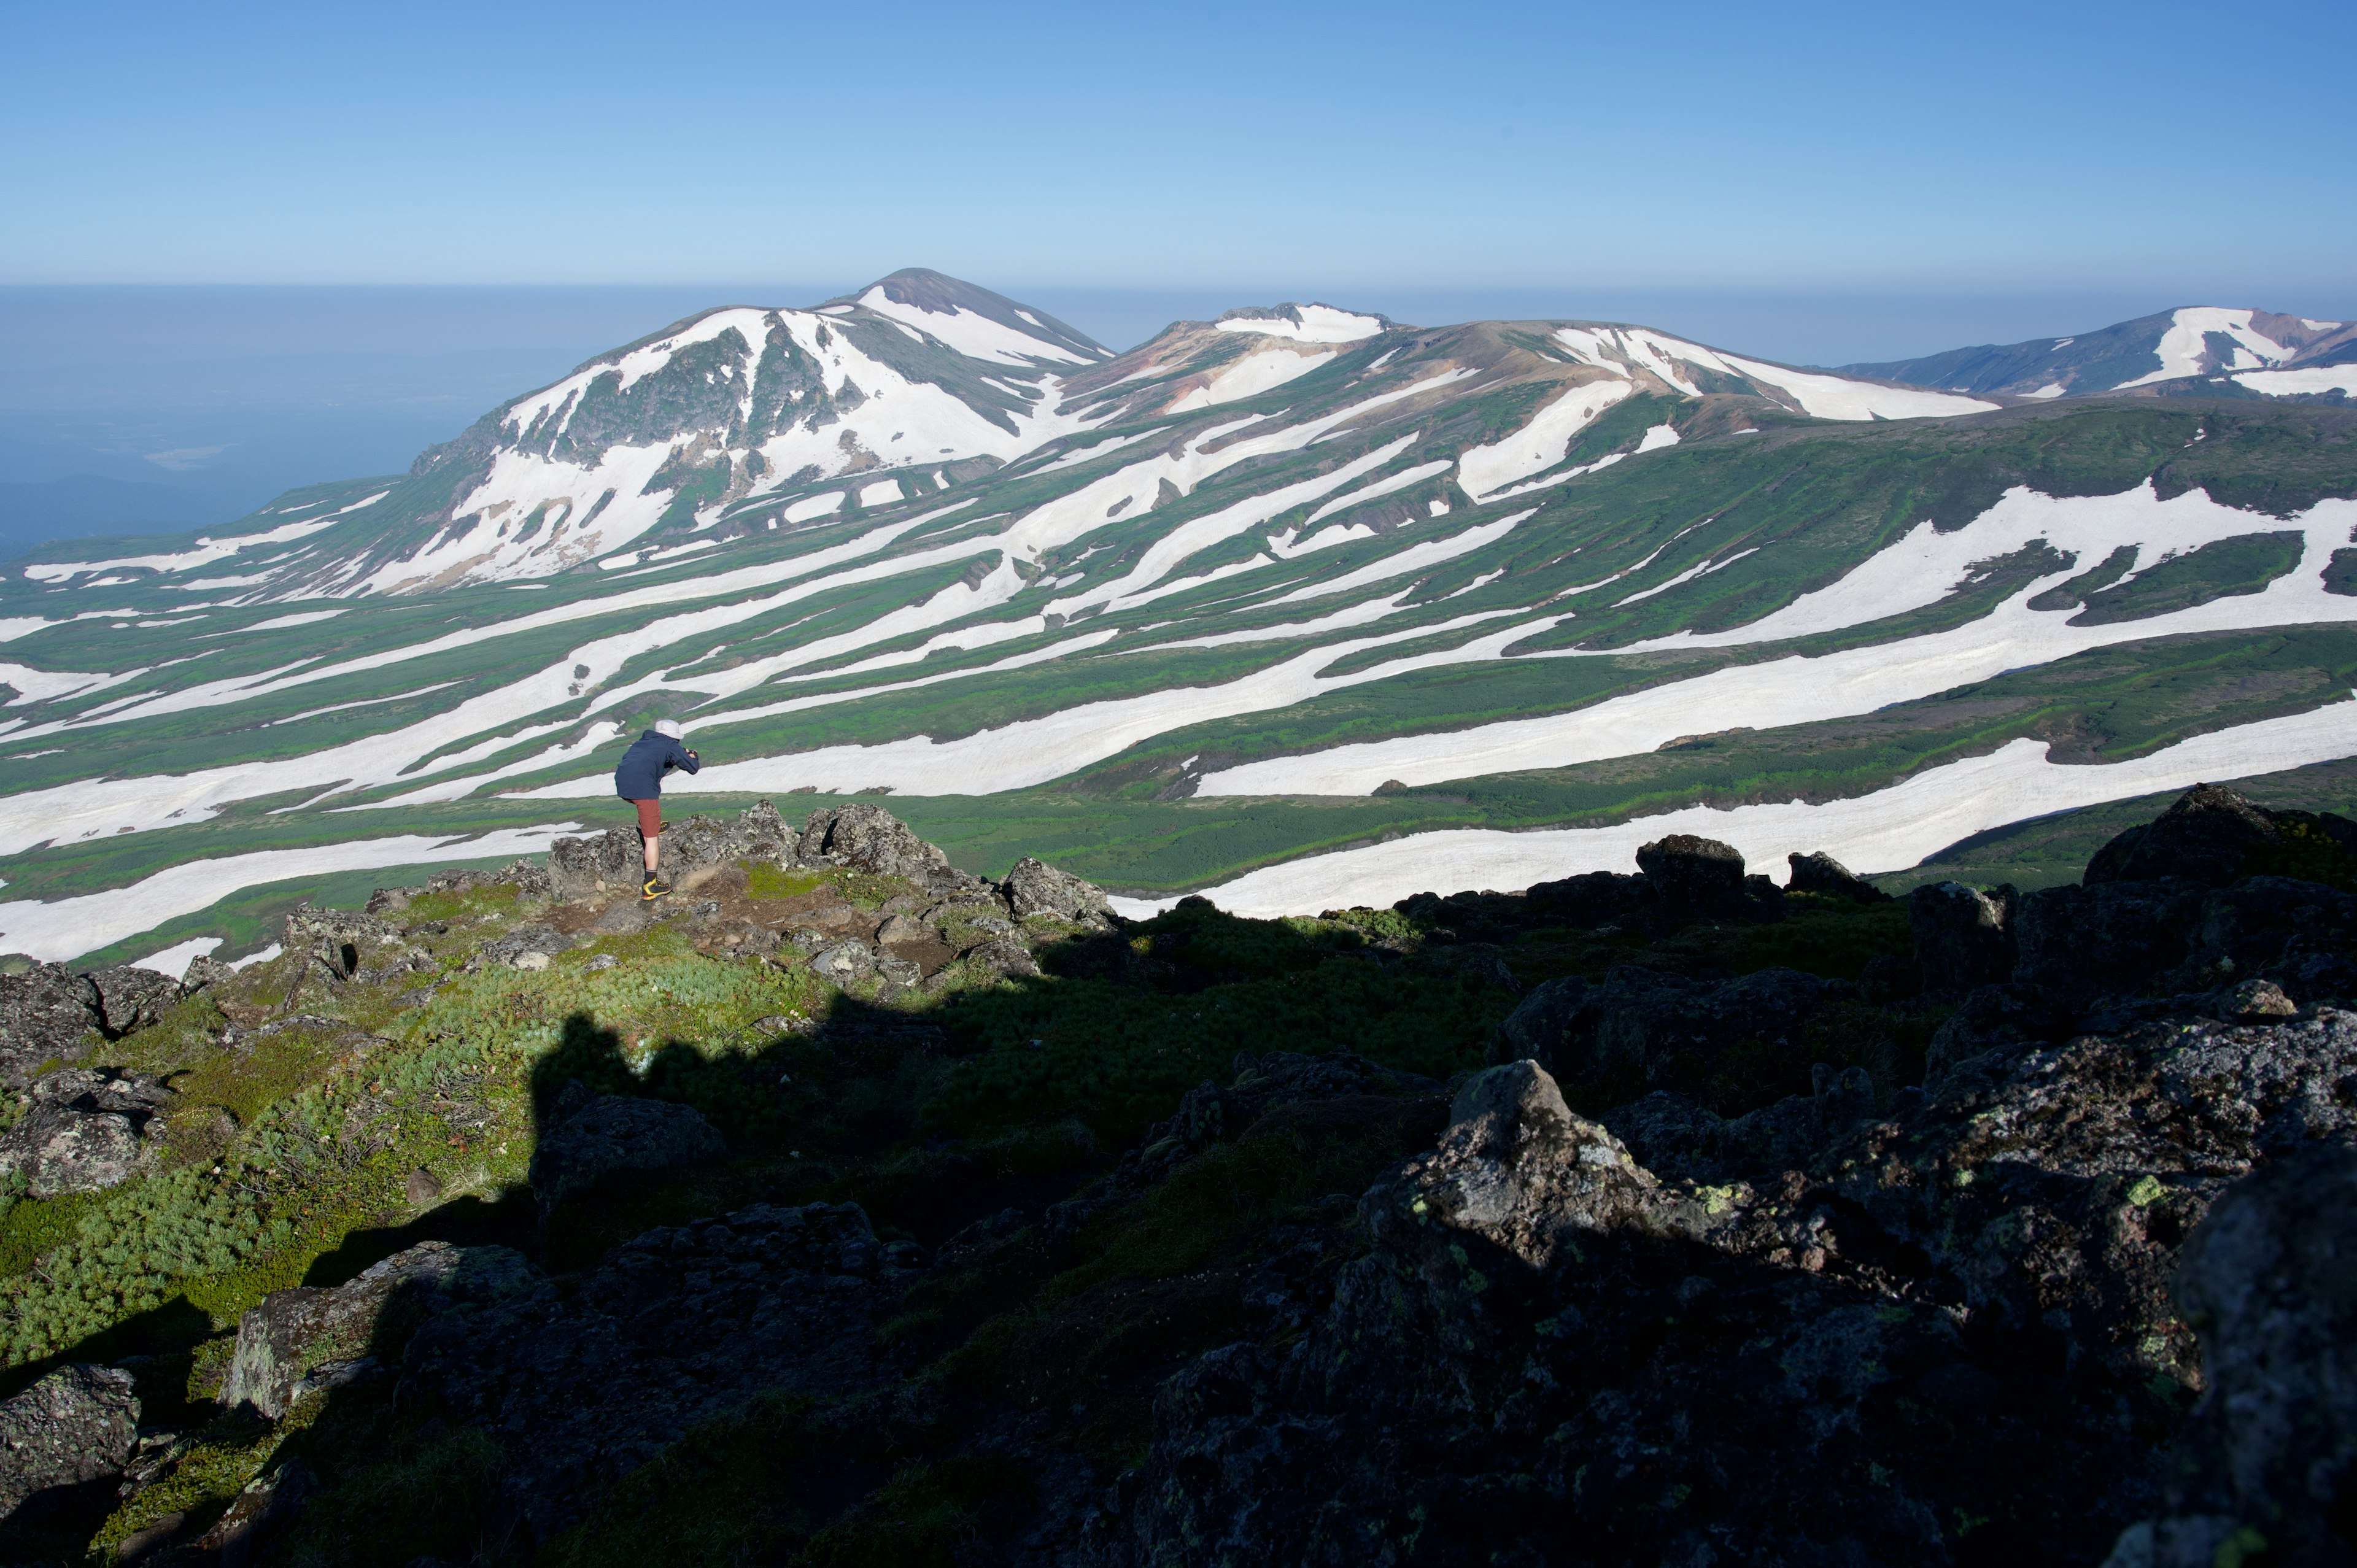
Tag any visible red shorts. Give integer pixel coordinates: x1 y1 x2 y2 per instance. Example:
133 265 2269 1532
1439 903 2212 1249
628 798 662 838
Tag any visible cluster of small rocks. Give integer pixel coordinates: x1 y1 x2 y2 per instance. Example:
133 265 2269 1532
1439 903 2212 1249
535 801 1114 998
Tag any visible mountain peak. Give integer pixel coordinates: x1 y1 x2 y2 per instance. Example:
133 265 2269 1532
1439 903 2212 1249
825 268 1110 364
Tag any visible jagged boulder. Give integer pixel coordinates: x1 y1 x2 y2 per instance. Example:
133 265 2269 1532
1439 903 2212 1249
1635 833 1747 911
546 826 651 900
528 1083 726 1218
1000 855 1112 924
222 1240 538 1419
799 802 959 884
0 963 100 1087
2194 876 2357 1002
0 1364 138 1523
464 922 570 973
182 952 236 992
1378 1061 1703 1268
2087 782 2291 887
0 1070 171 1195
83 965 182 1036
1490 974 1586 1064
2013 879 2203 996
1907 879 2016 994
399 1202 914 1542
2103 1145 2357 1568
281 903 428 990
1786 849 1890 902
808 940 875 986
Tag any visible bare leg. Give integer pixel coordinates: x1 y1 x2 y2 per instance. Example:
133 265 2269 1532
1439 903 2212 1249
643 835 660 875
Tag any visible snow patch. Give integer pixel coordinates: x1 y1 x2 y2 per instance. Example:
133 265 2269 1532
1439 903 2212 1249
1215 306 1385 344
1457 380 1633 498
1139 701 2357 919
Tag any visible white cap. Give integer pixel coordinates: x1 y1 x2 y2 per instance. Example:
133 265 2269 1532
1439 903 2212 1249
654 719 683 739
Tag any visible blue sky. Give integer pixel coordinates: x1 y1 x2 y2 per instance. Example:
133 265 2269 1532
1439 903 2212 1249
4 0 2353 549
5 0 2351 298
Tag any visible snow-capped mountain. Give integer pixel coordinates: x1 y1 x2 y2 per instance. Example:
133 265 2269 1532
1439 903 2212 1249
4 271 2356 967
10 282 2008 603
1845 306 2357 402
141 271 1118 598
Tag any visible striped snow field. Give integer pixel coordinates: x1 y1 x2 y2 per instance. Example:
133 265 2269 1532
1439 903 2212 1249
1110 697 2357 920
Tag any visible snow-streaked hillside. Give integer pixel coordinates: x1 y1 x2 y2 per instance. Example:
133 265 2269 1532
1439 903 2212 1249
1846 306 2357 401
5 271 2357 965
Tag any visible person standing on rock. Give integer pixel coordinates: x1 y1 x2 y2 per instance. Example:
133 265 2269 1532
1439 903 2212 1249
614 719 699 901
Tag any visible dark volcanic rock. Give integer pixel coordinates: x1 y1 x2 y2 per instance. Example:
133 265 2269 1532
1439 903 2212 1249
83 965 182 1037
1532 964 1849 1097
2013 879 2204 997
1000 855 1113 925
1078 1049 1444 1207
0 1364 138 1522
2194 876 2357 1003
0 963 100 1087
528 1084 726 1218
546 801 796 901
222 1240 538 1419
1085 1005 2357 1568
2104 1145 2357 1567
1907 879 2016 994
1635 833 1746 911
1492 975 1587 1065
801 803 959 883
399 1202 911 1542
2087 782 2289 888
182 953 236 992
1786 849 1891 902
1922 980 2078 1084
281 903 428 991
0 1069 171 1195
1392 1062 1705 1265
1520 870 1648 927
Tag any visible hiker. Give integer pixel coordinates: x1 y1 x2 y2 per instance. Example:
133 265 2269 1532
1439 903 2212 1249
614 719 700 900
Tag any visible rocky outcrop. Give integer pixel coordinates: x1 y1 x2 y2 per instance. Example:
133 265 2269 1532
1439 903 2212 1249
1635 832 1747 913
1385 1062 1706 1267
463 922 571 973
799 801 953 881
281 903 431 992
1001 855 1113 925
0 963 101 1087
222 1240 538 1419
527 1082 726 1218
2085 781 2353 888
2104 1145 2357 1567
1907 879 2016 994
371 857 556 914
1786 848 1890 902
1086 987 2357 1567
83 966 182 1036
1919 979 2075 1083
0 1364 138 1522
0 1068 171 1195
399 1202 914 1541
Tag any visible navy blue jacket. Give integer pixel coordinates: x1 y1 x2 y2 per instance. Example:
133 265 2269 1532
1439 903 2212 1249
614 730 699 800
